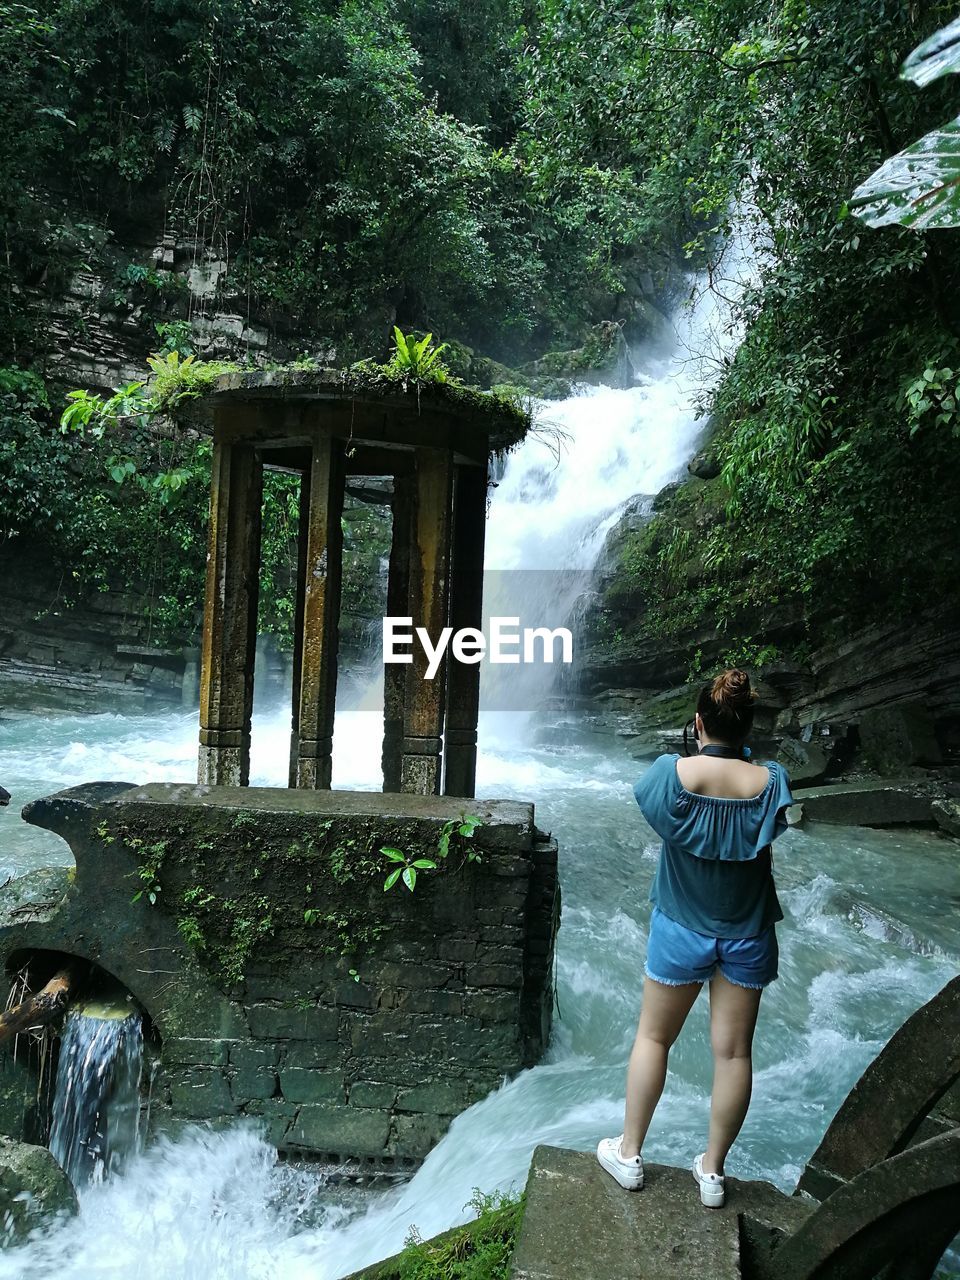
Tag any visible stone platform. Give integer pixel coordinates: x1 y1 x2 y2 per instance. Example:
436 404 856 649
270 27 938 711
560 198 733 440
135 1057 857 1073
508 1146 813 1280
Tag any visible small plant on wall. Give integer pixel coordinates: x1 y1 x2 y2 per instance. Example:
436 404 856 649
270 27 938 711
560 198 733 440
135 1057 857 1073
380 814 483 893
380 847 439 893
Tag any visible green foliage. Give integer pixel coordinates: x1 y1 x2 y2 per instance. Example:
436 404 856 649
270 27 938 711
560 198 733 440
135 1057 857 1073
120 263 188 296
5 0 960 677
437 815 483 862
900 353 960 436
380 815 483 894
380 847 438 893
386 328 452 383
144 351 237 412
60 352 239 442
580 1 960 658
51 396 210 639
390 1187 524 1280
851 17 960 230
0 354 310 650
128 839 168 906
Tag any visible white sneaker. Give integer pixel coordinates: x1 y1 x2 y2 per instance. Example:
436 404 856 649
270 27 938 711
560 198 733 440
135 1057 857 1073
693 1153 725 1207
597 1134 644 1190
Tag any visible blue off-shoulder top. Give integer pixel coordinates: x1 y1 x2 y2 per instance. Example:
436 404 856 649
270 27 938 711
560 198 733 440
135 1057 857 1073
633 752 794 939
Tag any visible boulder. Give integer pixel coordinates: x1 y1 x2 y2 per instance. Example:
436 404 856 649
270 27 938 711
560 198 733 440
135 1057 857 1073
932 798 960 839
687 448 721 480
520 322 635 390
777 737 829 786
0 1137 77 1245
785 803 805 826
858 701 942 773
508 1145 812 1280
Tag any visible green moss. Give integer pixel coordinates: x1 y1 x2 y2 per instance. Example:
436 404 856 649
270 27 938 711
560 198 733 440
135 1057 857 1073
534 322 619 376
101 810 479 988
337 363 531 451
639 691 697 728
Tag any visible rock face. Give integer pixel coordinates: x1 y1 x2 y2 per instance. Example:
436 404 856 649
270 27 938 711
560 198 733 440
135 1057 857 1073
0 548 195 712
584 466 960 763
687 446 721 480
0 1137 77 1246
857 701 942 773
0 782 560 1168
777 737 829 787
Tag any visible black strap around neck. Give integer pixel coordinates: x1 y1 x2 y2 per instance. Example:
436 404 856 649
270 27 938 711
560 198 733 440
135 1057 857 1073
699 744 746 759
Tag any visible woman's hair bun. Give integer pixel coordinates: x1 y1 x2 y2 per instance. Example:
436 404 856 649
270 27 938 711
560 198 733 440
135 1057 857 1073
711 668 757 710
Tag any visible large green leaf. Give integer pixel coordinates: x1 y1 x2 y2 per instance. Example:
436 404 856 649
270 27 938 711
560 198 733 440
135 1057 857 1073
850 115 960 230
902 16 960 87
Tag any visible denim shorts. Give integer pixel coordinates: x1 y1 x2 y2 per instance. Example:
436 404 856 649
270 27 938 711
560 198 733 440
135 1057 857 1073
644 905 779 990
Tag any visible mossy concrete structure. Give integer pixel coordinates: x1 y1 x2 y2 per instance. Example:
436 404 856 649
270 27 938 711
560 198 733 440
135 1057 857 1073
0 782 559 1167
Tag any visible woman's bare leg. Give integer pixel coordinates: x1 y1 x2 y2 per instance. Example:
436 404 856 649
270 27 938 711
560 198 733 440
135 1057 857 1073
620 977 702 1158
703 973 762 1174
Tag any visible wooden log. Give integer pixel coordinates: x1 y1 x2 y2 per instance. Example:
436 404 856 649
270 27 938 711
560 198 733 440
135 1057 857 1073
0 967 78 1045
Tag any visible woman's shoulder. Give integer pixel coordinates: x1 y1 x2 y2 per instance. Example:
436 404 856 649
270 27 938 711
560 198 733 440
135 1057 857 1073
642 752 681 783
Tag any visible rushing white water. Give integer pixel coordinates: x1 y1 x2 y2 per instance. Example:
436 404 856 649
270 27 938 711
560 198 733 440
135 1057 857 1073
484 274 741 575
0 253 957 1274
49 1006 144 1187
0 717 957 1278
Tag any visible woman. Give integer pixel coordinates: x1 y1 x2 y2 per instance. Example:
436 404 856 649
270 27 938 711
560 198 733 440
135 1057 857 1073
596 668 794 1207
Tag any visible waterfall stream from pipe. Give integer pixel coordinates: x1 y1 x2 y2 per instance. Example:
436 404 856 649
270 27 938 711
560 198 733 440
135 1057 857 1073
49 1004 144 1188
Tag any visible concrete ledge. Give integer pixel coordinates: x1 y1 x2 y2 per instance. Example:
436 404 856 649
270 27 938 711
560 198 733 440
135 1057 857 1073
791 779 939 826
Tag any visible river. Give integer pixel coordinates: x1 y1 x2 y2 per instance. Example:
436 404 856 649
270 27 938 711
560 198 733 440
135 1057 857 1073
0 707 957 1277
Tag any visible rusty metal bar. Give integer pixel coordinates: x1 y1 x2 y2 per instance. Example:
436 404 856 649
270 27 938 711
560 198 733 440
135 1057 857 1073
400 447 454 795
198 438 263 786
293 432 345 788
442 463 488 798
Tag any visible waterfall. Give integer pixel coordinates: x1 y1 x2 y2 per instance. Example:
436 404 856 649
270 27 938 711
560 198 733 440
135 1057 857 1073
49 1002 144 1188
479 247 754 723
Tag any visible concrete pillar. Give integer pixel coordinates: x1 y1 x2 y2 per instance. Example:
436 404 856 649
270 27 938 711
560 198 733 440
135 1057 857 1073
382 472 413 792
293 435 345 788
443 463 487 797
401 447 454 795
198 441 263 786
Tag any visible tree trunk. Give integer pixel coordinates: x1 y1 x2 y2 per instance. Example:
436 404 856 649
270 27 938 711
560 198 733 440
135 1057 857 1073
0 967 78 1044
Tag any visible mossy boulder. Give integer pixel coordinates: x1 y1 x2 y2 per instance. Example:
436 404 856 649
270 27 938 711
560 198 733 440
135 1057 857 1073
519 322 634 390
0 1137 77 1246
